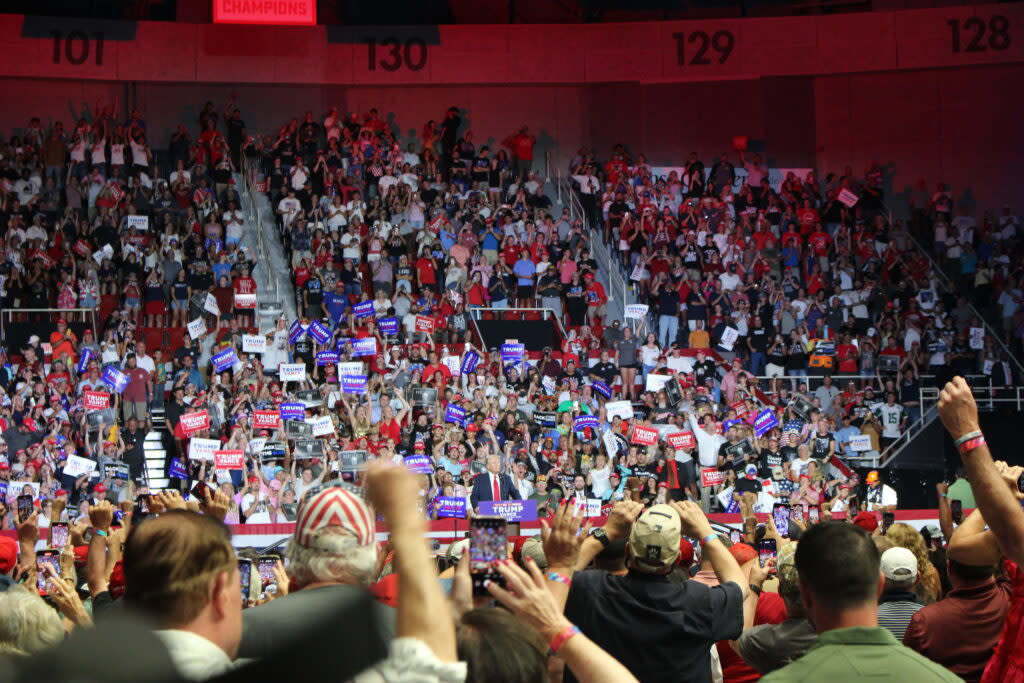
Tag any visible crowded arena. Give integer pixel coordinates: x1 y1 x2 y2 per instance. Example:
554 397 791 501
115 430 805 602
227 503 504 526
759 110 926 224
0 0 1021 681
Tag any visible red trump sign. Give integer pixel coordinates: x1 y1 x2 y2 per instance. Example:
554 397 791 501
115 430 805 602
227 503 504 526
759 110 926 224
213 0 316 26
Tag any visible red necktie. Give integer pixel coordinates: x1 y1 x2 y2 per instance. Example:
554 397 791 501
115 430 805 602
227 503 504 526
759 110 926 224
492 475 501 501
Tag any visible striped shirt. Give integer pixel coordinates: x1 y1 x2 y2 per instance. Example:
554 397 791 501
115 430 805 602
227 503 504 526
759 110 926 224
877 593 923 642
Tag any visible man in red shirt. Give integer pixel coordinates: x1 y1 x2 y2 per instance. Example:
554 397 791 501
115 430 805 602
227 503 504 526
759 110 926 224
584 273 608 325
421 350 451 384
504 126 536 182
122 354 152 422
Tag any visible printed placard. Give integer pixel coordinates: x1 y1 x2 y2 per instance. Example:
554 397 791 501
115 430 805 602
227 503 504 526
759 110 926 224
631 424 659 446
76 347 94 374
720 327 739 351
533 411 558 428
723 419 743 432
403 456 433 475
573 414 600 432
969 327 985 350
478 499 538 522
93 244 114 265
204 292 221 315
415 315 435 333
279 363 307 382
754 409 779 436
189 437 220 461
378 317 399 335
701 467 725 488
308 320 331 344
441 355 461 377
83 390 110 411
592 381 612 399
316 350 340 366
101 366 129 393
624 303 649 319
460 350 480 374
180 410 211 436
666 431 696 450
351 337 377 358
234 293 257 309
341 375 367 394
253 410 280 429
731 400 748 417
646 374 672 392
353 301 374 319
211 346 239 373
848 434 873 452
279 402 306 421
445 403 468 427
242 334 267 353
187 317 207 339
837 188 859 208
307 415 335 437
336 362 364 377
126 215 149 231
435 496 467 519
604 400 634 421
214 449 245 470
64 454 98 478
501 343 525 364
168 459 189 480
73 238 91 257
288 320 307 344
603 429 620 458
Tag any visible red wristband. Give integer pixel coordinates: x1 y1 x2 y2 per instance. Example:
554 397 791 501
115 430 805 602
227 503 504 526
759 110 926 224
548 625 580 655
957 436 986 456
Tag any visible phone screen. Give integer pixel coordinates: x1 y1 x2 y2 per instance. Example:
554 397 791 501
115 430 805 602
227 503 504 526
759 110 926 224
36 550 61 594
808 506 820 524
756 539 777 568
190 480 209 502
50 523 69 549
17 495 34 522
729 529 742 544
257 557 278 587
950 500 963 525
882 511 895 533
470 517 507 595
789 505 804 524
773 504 790 537
238 559 252 606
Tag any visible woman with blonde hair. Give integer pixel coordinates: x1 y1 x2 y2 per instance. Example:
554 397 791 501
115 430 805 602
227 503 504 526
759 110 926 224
886 522 942 604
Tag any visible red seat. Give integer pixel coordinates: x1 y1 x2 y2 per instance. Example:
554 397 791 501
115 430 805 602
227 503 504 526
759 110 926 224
141 327 164 350
167 328 185 350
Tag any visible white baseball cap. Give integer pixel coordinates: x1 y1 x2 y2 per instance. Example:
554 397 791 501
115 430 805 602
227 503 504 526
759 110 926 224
880 547 918 582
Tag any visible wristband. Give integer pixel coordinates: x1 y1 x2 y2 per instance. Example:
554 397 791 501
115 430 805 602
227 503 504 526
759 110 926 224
953 431 983 448
957 436 986 456
546 572 571 585
749 584 762 596
699 533 718 548
93 529 108 538
548 625 581 655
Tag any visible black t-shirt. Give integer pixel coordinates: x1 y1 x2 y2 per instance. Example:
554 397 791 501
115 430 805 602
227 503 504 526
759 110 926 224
759 448 783 476
305 278 323 305
564 570 743 683
811 432 834 458
735 477 763 495
589 361 617 385
692 359 716 386
749 326 770 352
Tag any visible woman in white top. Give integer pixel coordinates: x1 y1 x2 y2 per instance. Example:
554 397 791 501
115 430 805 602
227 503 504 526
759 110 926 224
90 136 107 176
109 133 126 174
326 195 347 229
639 332 661 381
262 316 291 373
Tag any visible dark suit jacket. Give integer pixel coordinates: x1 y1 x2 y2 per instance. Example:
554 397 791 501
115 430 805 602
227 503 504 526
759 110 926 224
470 472 521 508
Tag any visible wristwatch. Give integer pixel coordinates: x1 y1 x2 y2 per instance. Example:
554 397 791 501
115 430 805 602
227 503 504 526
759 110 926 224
590 527 610 548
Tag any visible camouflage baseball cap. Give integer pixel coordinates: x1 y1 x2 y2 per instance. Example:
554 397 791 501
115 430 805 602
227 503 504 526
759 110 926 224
629 504 681 572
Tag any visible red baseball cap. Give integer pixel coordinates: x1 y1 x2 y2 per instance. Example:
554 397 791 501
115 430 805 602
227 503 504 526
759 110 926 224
0 537 16 574
729 542 758 566
852 511 879 533
677 538 695 567
94 483 107 493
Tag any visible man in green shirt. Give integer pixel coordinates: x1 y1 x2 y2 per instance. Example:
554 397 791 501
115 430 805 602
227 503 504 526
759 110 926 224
762 522 962 682
946 471 976 508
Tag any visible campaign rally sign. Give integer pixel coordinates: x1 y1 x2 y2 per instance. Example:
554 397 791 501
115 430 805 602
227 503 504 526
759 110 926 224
212 347 239 373
188 437 219 461
63 454 98 478
631 425 659 446
501 343 525 364
720 326 739 351
307 415 335 437
461 350 480 374
336 362 363 377
242 334 267 353
316 350 340 366
101 366 129 393
436 496 467 519
701 468 726 488
666 431 696 450
624 303 649 319
533 411 558 428
204 293 221 316
187 317 207 339
403 456 433 475
279 402 306 421
592 381 612 399
308 320 332 344
234 293 257 309
731 401 749 417
378 317 399 335
279 363 307 382
76 347 94 374
168 459 189 480
848 434 873 452
351 338 377 358
723 419 743 432
253 410 280 429
180 410 210 436
445 403 468 427
288 320 307 344
126 215 149 231
83 390 110 412
573 414 600 432
415 315 435 333
73 238 91 258
604 400 634 421
353 301 374 319
214 450 245 470
838 188 859 208
479 499 538 522
341 375 367 394
754 409 779 436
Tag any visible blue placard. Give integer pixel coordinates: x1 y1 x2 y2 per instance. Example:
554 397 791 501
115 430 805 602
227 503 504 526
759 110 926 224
341 375 367 394
76 347 93 374
308 320 331 344
378 317 399 335
460 350 480 374
479 499 538 522
316 350 340 366
573 414 599 431
334 336 351 353
754 409 779 436
351 337 377 357
0 481 8 497
279 402 306 421
501 343 525 363
101 366 128 393
723 419 742 432
436 496 467 519
403 455 434 475
592 381 612 399
445 403 467 427
168 459 189 480
288 320 307 344
211 347 239 373
353 301 374 319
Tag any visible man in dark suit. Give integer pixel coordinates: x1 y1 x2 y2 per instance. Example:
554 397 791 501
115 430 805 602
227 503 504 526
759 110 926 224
470 455 521 510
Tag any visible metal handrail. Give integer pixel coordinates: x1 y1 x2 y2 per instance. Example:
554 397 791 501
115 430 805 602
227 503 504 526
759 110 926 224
241 158 279 302
1 307 97 341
